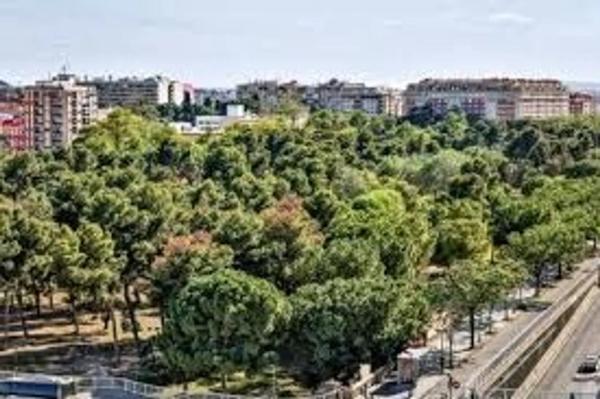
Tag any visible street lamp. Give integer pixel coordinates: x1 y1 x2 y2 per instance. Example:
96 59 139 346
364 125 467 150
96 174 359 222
436 327 445 372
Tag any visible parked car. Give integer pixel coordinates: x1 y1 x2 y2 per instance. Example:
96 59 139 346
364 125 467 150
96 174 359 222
573 355 600 381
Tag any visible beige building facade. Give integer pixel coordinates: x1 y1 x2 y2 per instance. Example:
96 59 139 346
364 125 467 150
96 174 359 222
24 74 98 149
403 78 571 121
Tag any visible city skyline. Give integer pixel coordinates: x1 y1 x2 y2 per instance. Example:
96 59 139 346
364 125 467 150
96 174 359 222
1 0 599 87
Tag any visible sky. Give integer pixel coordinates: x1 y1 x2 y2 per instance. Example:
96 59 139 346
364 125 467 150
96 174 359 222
0 0 599 88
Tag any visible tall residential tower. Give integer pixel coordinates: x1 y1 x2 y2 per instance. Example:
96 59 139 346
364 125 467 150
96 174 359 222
24 74 98 150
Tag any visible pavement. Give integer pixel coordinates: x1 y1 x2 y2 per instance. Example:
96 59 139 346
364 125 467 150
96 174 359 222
535 285 600 395
408 257 599 399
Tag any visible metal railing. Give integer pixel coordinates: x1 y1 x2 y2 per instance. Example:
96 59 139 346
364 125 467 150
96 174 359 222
485 389 599 399
347 364 394 398
0 370 342 399
75 376 167 397
510 288 599 399
460 269 596 398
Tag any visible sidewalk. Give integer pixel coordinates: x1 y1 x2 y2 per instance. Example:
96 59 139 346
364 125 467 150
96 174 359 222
425 285 536 364
409 257 598 398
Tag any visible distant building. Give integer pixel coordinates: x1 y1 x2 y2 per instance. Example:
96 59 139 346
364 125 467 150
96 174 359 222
236 80 304 112
195 88 237 106
0 113 29 151
309 79 402 116
183 84 195 105
0 81 21 103
569 92 595 115
170 104 256 136
236 79 401 115
80 76 185 108
168 80 185 106
403 78 571 121
24 74 98 150
0 86 30 151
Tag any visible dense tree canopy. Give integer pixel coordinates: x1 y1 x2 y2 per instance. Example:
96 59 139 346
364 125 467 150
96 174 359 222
0 109 598 390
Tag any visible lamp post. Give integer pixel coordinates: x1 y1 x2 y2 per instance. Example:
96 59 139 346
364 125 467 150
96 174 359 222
437 327 445 372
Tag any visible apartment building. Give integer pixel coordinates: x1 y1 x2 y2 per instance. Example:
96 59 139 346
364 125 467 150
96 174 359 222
81 76 185 108
195 88 237 106
0 114 28 151
569 92 595 115
236 80 305 112
236 79 401 116
24 74 98 150
403 78 571 121
309 79 402 116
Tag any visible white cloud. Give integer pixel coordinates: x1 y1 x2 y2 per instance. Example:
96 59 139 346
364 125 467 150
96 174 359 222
488 12 535 25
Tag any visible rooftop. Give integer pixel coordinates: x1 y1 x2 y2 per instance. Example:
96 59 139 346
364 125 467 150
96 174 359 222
406 78 568 93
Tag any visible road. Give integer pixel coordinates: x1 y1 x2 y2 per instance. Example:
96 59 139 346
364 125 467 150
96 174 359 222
536 287 600 395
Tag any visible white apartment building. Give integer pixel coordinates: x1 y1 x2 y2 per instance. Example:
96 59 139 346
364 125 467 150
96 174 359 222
170 104 255 136
24 74 98 150
81 76 185 108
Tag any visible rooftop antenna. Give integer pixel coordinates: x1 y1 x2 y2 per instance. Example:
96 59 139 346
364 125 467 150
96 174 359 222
60 56 72 76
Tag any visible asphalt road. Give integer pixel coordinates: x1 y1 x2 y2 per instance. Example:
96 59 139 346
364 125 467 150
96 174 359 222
536 287 600 395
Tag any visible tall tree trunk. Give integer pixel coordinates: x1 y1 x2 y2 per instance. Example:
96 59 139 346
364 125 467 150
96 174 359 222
447 327 454 369
34 290 41 318
110 306 120 362
535 266 543 296
4 290 10 313
123 284 141 351
488 304 494 333
221 372 227 390
469 309 476 350
102 311 110 330
159 304 165 331
3 290 10 349
48 289 54 311
557 262 563 280
70 298 80 336
16 290 28 339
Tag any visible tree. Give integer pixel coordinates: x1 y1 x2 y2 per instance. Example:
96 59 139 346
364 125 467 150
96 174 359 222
287 278 430 385
320 239 385 280
432 200 491 266
329 189 433 277
51 223 120 337
440 260 522 350
508 222 584 294
1 204 55 339
51 225 84 334
150 231 233 324
246 196 324 293
87 182 180 350
0 201 21 347
158 269 290 388
78 223 122 356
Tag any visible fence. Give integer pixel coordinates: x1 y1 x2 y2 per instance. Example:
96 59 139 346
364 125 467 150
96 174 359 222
459 269 596 398
346 364 394 398
484 389 600 399
0 371 342 399
74 376 167 397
